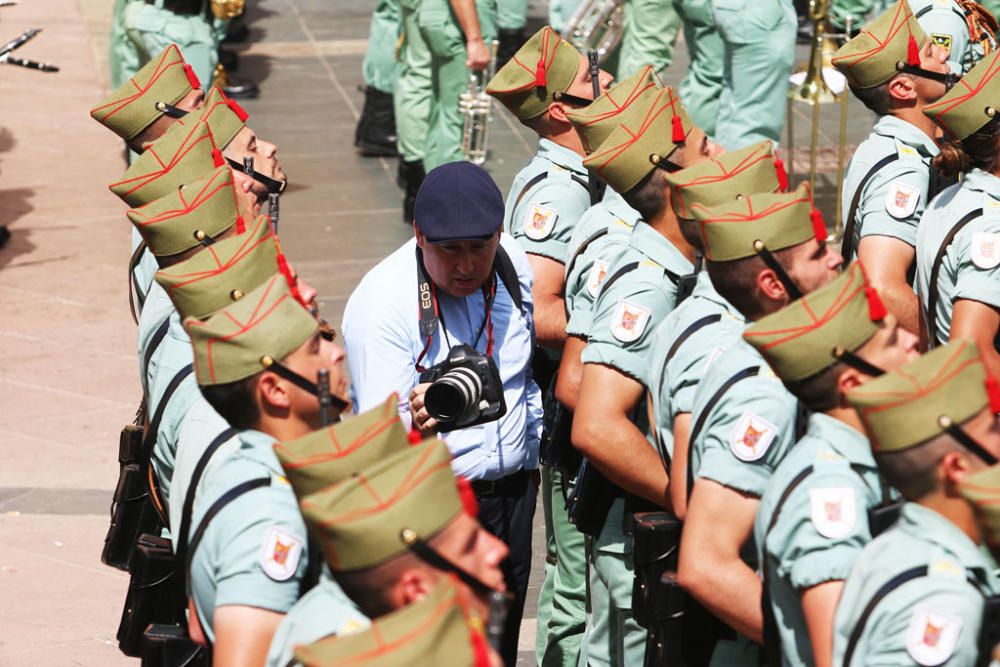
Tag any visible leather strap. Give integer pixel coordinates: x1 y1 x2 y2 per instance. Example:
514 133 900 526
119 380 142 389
186 477 271 581
128 241 148 324
926 208 983 348
140 317 171 393
140 363 194 528
843 153 900 261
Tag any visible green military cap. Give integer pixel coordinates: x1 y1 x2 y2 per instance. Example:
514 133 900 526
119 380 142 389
831 0 928 89
110 121 223 207
90 44 200 141
153 212 278 318
126 164 242 258
190 85 249 150
566 65 660 154
743 262 887 382
486 25 582 121
274 394 413 499
185 273 318 386
958 463 1000 556
664 140 787 221
846 339 997 452
693 181 827 262
924 50 1000 141
583 86 694 195
293 577 491 667
299 438 462 572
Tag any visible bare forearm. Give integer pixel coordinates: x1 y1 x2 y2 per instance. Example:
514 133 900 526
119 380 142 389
534 292 569 349
669 413 691 520
448 0 482 40
876 280 919 334
555 336 585 410
681 556 763 643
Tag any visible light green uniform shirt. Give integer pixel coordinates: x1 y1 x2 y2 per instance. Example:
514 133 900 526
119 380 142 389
916 168 1000 346
265 573 370 667
910 0 992 75
188 429 310 643
503 138 592 264
833 503 1000 667
839 115 939 259
754 413 885 667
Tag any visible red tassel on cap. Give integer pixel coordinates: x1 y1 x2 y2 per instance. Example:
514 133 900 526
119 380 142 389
672 114 685 143
986 376 1000 413
534 59 547 87
865 286 887 321
774 156 789 191
811 208 828 242
406 429 422 444
277 252 305 305
907 34 921 67
211 148 224 168
226 98 249 122
455 476 479 518
235 215 246 234
182 64 200 90
470 627 491 667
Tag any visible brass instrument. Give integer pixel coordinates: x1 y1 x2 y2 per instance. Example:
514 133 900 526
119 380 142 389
460 40 499 165
786 0 852 240
211 0 246 20
561 0 624 64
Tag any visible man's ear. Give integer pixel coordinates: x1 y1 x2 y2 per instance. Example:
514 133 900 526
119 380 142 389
398 568 437 606
836 366 865 404
257 370 291 412
757 267 788 304
547 101 571 125
414 224 426 247
887 74 917 103
940 450 977 494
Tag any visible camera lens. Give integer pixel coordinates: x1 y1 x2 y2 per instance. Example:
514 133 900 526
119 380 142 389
425 367 482 422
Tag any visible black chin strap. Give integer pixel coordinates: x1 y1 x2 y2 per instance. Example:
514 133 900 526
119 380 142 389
753 240 803 301
226 156 286 194
832 346 886 377
260 356 349 413
400 528 510 601
939 415 999 465
551 90 596 107
155 100 188 119
894 62 960 90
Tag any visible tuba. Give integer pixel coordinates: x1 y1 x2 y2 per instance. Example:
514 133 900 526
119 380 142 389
560 0 624 64
460 40 499 165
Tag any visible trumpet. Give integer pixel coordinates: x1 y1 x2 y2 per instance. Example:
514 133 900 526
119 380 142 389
460 40 499 165
561 0 624 64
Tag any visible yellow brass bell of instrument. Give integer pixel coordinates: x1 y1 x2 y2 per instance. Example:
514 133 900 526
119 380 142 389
786 0 852 241
561 0 624 64
460 40 499 165
211 0 246 20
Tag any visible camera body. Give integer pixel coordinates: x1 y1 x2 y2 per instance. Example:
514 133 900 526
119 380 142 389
419 344 506 432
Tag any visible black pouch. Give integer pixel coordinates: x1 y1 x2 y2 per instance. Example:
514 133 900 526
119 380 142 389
631 512 682 629
117 534 182 657
867 500 903 537
141 624 210 667
540 401 582 474
979 594 1000 665
103 461 164 572
567 459 619 537
642 573 690 667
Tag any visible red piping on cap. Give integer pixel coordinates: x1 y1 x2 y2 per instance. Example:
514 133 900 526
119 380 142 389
865 286 887 321
986 376 1000 413
455 476 479 518
276 252 305 305
907 34 921 67
226 98 249 122
811 208 828 242
211 148 224 168
183 64 200 90
672 114 685 143
774 155 789 191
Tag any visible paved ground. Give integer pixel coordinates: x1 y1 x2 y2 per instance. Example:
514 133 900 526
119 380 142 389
0 0 875 664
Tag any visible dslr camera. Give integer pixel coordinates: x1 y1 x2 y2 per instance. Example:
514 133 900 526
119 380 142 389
419 344 506 432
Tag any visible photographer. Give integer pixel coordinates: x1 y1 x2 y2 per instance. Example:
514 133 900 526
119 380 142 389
342 161 542 666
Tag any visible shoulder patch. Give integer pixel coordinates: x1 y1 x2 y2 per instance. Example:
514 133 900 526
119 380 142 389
259 525 304 582
885 180 921 219
610 299 651 343
729 411 777 462
524 204 558 240
809 487 857 539
905 607 962 666
971 231 1000 269
930 33 953 54
587 259 610 298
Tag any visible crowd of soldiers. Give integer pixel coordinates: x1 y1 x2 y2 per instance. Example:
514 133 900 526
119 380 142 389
86 0 1000 664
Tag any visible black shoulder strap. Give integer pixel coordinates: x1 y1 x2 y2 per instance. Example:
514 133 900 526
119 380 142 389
140 317 171 391
513 172 549 210
598 261 640 297
493 245 524 314
140 364 194 466
185 477 272 580
128 240 148 325
565 227 611 291
843 154 900 261
926 208 983 348
657 314 723 403
842 565 930 667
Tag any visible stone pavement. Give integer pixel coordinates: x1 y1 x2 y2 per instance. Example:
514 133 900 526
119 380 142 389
0 0 874 664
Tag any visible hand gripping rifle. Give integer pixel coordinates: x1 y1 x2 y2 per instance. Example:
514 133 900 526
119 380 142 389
0 29 59 72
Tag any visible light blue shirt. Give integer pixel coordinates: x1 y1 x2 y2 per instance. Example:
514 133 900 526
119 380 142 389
343 235 542 480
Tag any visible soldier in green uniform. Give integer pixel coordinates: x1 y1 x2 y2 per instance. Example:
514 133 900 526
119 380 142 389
675 184 842 661
832 0 952 335
918 49 1000 380
121 0 218 93
672 0 725 138
646 139 786 516
396 0 432 220
356 0 401 157
618 0 682 79
747 264 919 666
836 339 1000 666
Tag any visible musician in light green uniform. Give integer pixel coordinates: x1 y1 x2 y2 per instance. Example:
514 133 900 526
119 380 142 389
363 0 402 95
835 340 1000 666
121 0 218 92
618 0 682 78
396 0 433 219
747 264 918 666
673 0 725 137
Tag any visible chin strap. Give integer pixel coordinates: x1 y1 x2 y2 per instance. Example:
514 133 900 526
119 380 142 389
259 355 349 413
226 156 286 194
893 62 960 90
832 346 886 377
753 240 803 301
938 415 999 465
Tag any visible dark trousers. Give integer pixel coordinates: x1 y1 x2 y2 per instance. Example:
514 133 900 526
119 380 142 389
474 469 537 666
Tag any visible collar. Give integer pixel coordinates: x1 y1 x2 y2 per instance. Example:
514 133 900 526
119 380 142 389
538 138 588 177
898 502 993 572
960 168 1000 202
628 222 694 277
808 412 875 466
237 428 284 473
693 272 744 319
872 115 940 158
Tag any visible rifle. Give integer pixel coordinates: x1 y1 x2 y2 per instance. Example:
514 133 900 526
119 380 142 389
0 29 58 72
587 49 602 206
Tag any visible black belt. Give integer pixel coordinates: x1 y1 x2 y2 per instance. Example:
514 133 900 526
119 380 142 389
471 469 528 496
144 0 203 16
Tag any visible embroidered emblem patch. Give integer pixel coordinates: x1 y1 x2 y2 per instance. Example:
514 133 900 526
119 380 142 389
809 487 857 539
587 259 609 298
971 232 1000 269
729 411 777 462
610 299 651 343
885 181 920 219
931 33 953 53
260 525 304 581
524 204 557 241
906 608 962 666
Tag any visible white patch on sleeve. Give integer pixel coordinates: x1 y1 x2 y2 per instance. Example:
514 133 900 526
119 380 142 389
523 204 558 240
809 487 857 539
905 607 962 666
587 259 610 298
259 525 304 581
971 232 1000 269
885 180 921 219
610 299 651 343
728 411 777 462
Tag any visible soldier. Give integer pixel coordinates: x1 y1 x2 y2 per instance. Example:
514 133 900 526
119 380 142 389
747 263 919 667
675 185 842 662
646 139 786 517
396 0 432 220
918 49 1000 379
120 0 218 92
496 0 528 66
617 0 682 79
836 339 1000 666
355 0 401 157
672 0 724 138
569 85 716 666
831 0 951 334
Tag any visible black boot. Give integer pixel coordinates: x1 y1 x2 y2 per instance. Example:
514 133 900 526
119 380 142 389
496 28 526 70
355 86 397 157
399 160 425 223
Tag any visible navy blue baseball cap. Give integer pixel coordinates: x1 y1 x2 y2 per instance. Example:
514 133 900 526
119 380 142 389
413 162 504 242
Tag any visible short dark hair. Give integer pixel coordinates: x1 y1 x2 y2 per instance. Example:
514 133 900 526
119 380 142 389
848 81 891 115
200 373 261 431
622 167 669 221
706 244 800 321
679 217 702 251
783 362 847 412
874 436 951 500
